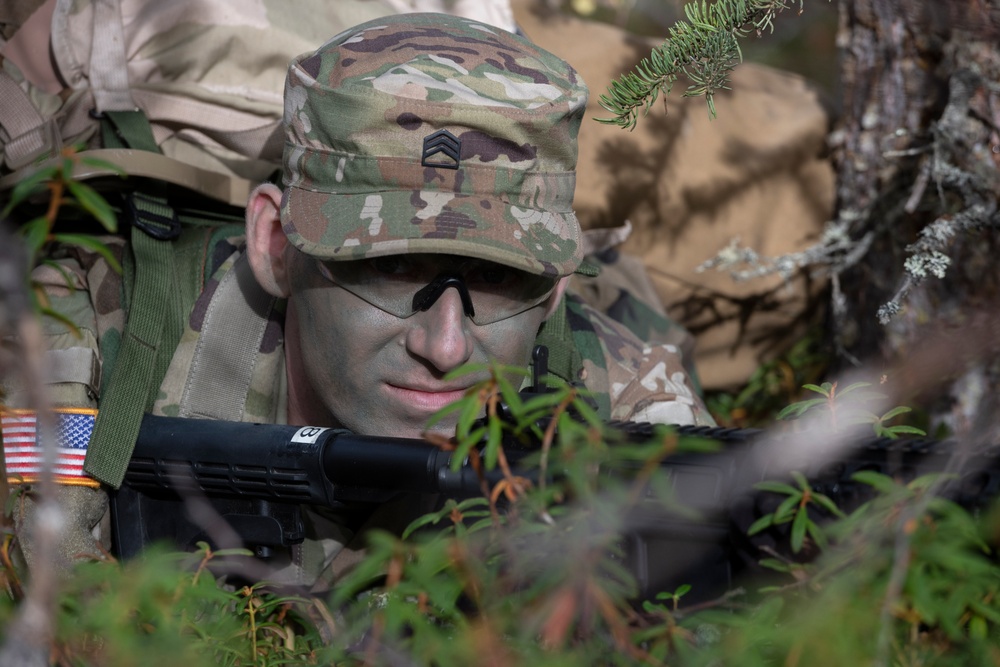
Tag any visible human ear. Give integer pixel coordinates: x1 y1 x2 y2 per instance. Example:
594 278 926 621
541 277 571 320
245 183 291 297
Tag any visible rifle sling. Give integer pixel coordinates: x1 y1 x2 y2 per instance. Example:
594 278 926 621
85 225 175 487
84 110 183 488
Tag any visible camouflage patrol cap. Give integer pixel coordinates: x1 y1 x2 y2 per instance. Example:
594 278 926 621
280 12 588 278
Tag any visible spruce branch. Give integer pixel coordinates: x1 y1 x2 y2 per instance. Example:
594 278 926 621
597 0 808 128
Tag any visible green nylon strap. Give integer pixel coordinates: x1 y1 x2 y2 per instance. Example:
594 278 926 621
85 224 176 487
564 296 612 419
533 297 580 385
84 110 185 488
150 218 205 406
533 296 612 419
99 110 160 152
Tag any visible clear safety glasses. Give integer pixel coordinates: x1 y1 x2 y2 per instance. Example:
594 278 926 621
314 255 558 325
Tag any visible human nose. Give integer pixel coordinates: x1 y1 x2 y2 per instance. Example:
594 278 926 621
404 286 474 373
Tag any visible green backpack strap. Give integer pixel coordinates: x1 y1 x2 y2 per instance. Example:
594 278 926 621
100 110 160 153
533 295 612 419
83 110 193 488
533 298 580 385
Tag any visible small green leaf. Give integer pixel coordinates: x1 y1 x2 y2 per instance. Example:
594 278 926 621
18 216 51 257
805 518 827 551
776 398 826 420
810 492 846 518
402 502 454 539
969 615 988 640
449 425 485 472
753 480 800 496
802 383 832 396
879 405 912 421
39 306 81 335
456 390 485 439
907 472 957 492
851 470 899 494
495 372 523 413
2 166 57 216
211 547 255 558
885 425 927 436
442 363 490 381
846 409 880 425
643 599 668 613
773 494 800 524
484 417 502 470
39 258 77 291
425 392 468 427
790 505 808 552
4 483 28 516
78 154 127 176
570 393 603 429
51 234 123 273
968 600 1000 625
836 381 872 396
758 558 791 573
65 179 118 232
790 470 810 491
747 513 775 536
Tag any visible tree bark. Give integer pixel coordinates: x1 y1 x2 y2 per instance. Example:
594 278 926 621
831 0 1000 435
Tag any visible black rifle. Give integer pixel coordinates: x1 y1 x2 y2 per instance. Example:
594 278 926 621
109 410 1000 601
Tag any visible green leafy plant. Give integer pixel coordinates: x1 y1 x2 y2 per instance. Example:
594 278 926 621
745 380 928 564
776 380 927 438
1 358 998 665
748 470 844 554
706 329 829 427
1 146 124 330
320 364 720 665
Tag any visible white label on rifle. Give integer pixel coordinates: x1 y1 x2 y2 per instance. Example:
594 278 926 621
291 426 328 444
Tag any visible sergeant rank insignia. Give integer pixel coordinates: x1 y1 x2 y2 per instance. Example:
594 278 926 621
421 129 461 169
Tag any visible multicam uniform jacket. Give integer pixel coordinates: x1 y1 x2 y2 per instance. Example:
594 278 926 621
9 234 712 583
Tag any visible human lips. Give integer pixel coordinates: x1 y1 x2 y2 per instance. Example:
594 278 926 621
385 383 472 413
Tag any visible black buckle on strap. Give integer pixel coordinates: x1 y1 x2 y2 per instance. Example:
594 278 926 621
125 191 181 240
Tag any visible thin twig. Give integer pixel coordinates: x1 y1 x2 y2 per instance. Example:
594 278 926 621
0 232 61 666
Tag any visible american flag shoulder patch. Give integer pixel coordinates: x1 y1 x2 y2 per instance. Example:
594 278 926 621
1 408 100 488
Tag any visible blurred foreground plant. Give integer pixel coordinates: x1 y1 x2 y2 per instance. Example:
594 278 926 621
2 363 999 665
322 365 722 665
1 146 123 331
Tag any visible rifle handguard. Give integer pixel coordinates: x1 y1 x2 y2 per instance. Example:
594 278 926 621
124 414 490 503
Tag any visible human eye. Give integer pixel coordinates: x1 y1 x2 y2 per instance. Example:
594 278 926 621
365 256 431 285
466 262 517 288
371 256 407 275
